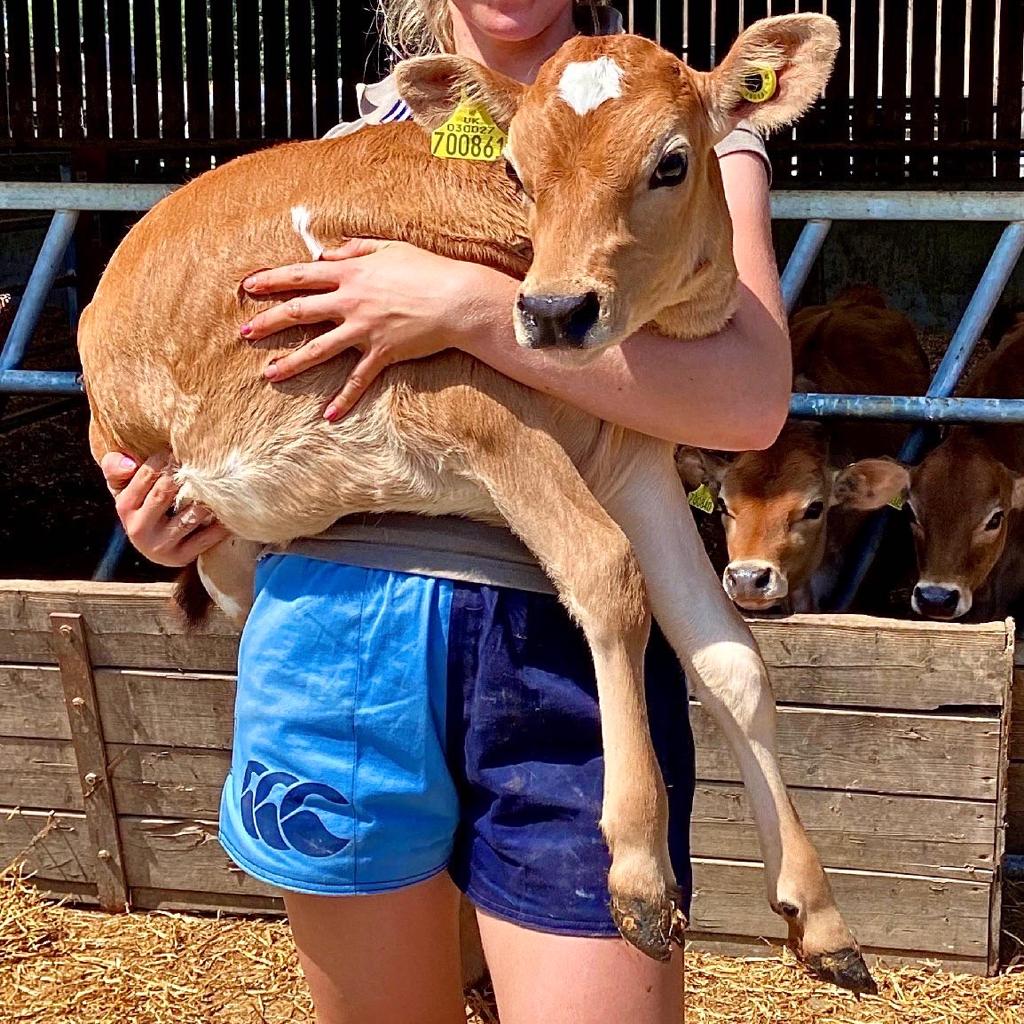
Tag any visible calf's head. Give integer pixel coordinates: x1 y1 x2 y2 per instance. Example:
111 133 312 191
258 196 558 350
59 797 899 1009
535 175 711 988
679 427 906 612
397 15 838 350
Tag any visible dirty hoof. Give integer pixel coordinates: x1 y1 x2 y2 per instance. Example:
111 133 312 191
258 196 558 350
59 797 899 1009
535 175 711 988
610 890 686 962
805 947 878 995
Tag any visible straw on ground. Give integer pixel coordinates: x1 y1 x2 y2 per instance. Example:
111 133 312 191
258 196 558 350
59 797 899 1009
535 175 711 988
2 868 1022 1024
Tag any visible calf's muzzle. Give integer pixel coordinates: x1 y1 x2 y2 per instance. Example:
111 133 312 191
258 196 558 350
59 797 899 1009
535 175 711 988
516 290 602 349
723 560 788 609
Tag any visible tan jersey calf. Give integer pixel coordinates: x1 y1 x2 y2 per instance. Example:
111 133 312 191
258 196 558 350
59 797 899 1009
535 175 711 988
79 16 874 990
865 319 1024 621
679 287 928 612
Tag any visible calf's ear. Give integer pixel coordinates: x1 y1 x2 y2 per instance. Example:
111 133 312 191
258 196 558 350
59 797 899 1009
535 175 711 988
832 458 909 511
704 14 840 138
395 55 525 132
675 446 727 494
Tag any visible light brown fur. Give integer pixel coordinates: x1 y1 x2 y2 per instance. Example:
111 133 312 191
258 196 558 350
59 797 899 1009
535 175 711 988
79 18 874 987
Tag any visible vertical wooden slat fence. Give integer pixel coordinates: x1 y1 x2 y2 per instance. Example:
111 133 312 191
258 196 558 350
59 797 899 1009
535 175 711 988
0 1 1019 185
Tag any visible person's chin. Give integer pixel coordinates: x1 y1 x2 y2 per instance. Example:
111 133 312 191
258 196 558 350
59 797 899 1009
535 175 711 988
459 1 568 43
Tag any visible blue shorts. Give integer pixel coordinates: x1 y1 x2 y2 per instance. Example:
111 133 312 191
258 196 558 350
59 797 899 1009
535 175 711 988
219 554 695 937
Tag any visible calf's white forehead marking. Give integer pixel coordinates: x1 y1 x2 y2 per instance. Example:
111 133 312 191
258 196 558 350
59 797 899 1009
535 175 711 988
557 56 624 115
290 204 324 261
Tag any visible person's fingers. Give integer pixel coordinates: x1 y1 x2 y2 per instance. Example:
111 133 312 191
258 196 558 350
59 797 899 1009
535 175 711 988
176 523 232 562
263 323 363 381
241 261 347 296
113 454 171 516
137 472 180 521
324 346 393 421
241 292 345 341
320 238 394 261
100 452 141 496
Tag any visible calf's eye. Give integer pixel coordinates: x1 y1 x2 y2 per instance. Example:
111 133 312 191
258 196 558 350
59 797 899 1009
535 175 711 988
984 509 1005 531
801 501 825 521
505 159 525 193
651 151 688 189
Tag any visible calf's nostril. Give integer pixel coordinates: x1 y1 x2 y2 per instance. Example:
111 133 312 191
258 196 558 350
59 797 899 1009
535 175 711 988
753 568 772 591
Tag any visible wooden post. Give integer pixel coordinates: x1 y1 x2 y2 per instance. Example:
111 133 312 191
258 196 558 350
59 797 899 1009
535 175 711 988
50 612 130 912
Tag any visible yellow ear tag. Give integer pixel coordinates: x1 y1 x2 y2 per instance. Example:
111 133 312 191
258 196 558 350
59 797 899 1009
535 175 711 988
431 96 507 162
888 493 905 511
687 484 716 514
738 66 777 104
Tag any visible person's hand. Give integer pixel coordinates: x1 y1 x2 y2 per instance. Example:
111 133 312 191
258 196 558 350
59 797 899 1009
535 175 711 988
239 240 499 420
100 452 229 567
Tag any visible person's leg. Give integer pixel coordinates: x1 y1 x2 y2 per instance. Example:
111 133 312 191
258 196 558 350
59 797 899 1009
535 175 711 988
477 911 684 1024
285 873 465 1024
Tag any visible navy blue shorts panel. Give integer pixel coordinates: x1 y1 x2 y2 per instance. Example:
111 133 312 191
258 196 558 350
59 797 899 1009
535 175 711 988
445 583 695 936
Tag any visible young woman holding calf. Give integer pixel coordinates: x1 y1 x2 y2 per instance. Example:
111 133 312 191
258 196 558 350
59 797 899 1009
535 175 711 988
99 3 790 1021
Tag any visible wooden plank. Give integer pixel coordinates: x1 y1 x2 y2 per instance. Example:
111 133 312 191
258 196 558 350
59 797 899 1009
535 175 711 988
288 0 315 138
210 0 236 142
55 0 84 141
746 615 1012 710
262 0 288 139
0 736 82 810
878 0 908 182
339 0 375 123
691 782 997 879
80 0 109 139
965 0 996 181
183 0 210 142
106 0 134 140
0 584 1011 710
313 1 340 136
158 0 186 179
850 0 880 180
693 703 1002 802
0 807 91 883
236 0 262 139
690 858 991 958
118 815 278 899
0 581 240 672
937 0 967 182
51 614 129 912
995 0 1024 181
30 0 60 139
686 0 713 70
0 0 8 141
107 745 231 818
5 0 33 141
821 0 851 182
1010 664 1023 760
133 0 160 141
909 0 938 182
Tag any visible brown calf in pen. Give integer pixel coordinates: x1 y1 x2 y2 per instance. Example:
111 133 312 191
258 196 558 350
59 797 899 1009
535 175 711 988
78 17 874 990
678 287 928 612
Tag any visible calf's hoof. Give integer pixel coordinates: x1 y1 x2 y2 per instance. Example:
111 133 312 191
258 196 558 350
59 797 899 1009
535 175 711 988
610 888 686 962
804 947 877 995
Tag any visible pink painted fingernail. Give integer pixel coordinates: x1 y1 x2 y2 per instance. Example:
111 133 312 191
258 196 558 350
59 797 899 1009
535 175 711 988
243 277 256 290
323 406 339 422
240 323 252 337
264 362 279 380
120 455 137 470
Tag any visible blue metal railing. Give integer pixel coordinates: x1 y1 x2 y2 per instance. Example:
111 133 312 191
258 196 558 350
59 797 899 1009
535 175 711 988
1 184 1022 583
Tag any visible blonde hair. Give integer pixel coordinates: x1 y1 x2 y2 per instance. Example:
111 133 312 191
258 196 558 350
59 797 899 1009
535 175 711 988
377 1 611 57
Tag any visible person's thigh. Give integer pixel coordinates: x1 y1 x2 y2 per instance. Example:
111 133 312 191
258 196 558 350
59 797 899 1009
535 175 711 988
477 910 684 1024
284 873 465 1024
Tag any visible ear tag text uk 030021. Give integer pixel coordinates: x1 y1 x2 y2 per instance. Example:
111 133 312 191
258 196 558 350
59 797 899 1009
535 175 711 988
687 484 716 514
431 95 507 162
739 66 777 104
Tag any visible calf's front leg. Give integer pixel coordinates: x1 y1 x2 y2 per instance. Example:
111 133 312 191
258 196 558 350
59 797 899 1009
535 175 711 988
596 438 876 994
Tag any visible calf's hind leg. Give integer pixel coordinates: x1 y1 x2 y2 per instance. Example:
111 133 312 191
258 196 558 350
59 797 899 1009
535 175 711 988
460 417 682 961
596 440 876 994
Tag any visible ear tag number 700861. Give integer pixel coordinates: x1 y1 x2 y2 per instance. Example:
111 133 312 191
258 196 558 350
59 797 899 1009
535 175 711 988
431 95 507 162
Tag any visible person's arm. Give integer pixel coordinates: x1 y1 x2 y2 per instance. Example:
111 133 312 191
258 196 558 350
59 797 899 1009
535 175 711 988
240 150 790 450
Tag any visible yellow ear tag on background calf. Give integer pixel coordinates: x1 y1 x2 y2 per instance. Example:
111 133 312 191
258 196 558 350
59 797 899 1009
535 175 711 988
887 493 905 511
739 66 777 104
431 97 507 162
687 484 716 514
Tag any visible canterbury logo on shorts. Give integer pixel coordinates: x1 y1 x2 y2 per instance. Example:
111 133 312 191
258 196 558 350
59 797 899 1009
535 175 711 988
240 760 351 858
